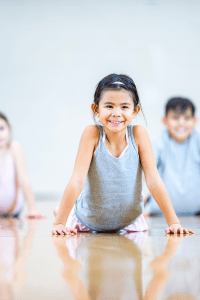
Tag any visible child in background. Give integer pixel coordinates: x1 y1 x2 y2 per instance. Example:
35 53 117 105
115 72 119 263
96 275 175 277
145 97 200 215
0 112 45 218
52 74 194 235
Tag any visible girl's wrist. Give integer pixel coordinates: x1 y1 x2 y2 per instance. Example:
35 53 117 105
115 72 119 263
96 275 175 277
53 222 65 226
168 221 180 226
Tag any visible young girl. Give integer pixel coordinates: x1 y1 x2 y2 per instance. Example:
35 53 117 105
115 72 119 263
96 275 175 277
52 74 194 235
0 113 45 219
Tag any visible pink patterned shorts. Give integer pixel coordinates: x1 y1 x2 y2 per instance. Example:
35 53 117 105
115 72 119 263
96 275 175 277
66 206 148 232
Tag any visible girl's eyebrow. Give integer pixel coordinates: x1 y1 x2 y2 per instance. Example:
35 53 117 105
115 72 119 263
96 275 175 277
104 102 131 106
121 103 131 106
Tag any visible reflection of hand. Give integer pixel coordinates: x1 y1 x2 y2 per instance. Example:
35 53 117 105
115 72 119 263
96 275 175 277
52 235 90 300
25 211 46 219
52 224 77 235
144 233 193 300
165 223 195 234
165 233 191 242
151 234 191 271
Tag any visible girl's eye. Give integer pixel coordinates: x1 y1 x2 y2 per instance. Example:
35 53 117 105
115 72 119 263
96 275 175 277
122 106 129 109
0 126 4 131
106 105 113 108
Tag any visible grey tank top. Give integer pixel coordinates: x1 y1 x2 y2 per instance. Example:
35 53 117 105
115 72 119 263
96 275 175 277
75 125 143 231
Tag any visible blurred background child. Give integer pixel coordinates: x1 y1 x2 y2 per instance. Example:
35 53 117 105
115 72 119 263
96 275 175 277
144 97 200 215
0 112 45 218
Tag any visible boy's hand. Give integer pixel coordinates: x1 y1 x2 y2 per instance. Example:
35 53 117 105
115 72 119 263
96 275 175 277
52 223 77 235
165 223 195 234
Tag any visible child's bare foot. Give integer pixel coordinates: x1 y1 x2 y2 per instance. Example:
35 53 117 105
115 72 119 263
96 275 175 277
53 206 59 217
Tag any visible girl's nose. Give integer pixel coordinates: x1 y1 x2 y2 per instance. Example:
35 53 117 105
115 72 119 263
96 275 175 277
112 108 121 117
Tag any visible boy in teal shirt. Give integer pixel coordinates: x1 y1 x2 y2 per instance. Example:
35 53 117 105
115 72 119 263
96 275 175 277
145 97 200 215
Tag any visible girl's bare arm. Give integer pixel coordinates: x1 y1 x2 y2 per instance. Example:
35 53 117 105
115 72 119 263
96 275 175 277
10 141 45 219
52 125 99 234
133 126 194 234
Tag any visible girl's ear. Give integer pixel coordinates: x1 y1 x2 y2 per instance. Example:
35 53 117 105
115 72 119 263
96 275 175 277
133 104 141 117
91 103 99 116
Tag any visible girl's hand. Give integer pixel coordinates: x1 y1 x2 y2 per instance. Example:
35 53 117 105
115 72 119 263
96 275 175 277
52 223 77 235
25 211 46 219
165 223 195 234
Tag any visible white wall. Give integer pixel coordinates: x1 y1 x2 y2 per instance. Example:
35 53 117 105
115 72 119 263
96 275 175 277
1 0 200 195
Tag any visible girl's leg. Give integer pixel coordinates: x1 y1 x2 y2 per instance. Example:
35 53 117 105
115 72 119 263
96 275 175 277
124 214 148 232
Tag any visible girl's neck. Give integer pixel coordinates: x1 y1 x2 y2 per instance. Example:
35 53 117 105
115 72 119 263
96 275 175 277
103 128 127 145
0 145 9 158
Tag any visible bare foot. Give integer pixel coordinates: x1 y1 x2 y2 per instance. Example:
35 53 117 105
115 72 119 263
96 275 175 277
53 206 59 217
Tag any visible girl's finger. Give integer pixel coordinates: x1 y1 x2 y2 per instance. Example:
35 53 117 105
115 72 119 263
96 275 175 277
58 230 64 235
179 228 183 234
72 229 77 234
61 229 69 235
52 230 58 235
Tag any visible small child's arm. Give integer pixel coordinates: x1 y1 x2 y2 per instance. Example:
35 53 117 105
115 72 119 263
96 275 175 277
10 141 46 219
133 126 194 234
52 125 99 235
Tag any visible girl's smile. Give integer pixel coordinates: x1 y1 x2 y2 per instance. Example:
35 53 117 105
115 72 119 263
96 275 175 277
108 121 123 126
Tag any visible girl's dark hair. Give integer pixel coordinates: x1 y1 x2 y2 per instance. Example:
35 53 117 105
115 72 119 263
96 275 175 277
165 97 195 116
0 112 10 126
94 74 141 110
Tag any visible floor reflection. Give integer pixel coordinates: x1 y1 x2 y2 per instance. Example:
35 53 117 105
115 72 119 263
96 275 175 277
144 234 195 300
0 204 198 300
0 218 37 300
53 232 148 300
53 231 197 300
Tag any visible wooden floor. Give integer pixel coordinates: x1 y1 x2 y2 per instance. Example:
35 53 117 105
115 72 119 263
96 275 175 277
0 201 199 300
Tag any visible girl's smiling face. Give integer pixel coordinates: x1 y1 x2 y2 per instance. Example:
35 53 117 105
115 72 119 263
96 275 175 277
92 89 140 133
0 118 10 148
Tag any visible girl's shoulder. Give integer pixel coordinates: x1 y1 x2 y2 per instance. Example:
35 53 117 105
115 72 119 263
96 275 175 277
132 125 149 149
83 125 100 143
9 141 24 159
82 125 100 154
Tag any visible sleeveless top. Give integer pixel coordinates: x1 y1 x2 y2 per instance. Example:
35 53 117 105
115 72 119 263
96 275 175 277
0 152 23 215
74 125 143 231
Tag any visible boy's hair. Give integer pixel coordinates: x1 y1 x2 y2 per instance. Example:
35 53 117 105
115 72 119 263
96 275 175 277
165 97 196 116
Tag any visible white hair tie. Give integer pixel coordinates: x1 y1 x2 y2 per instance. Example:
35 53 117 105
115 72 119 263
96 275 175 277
112 81 125 86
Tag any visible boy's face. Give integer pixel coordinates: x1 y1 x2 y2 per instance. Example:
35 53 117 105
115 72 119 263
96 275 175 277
162 108 197 143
